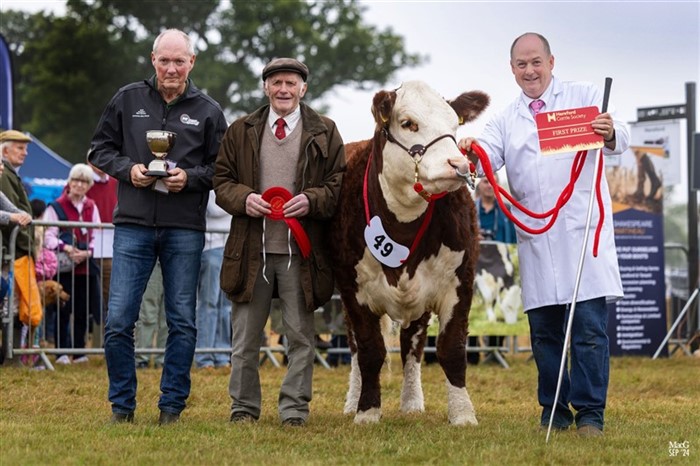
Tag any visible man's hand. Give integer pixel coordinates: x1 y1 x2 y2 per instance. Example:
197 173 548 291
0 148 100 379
161 167 188 193
245 193 271 218
283 194 309 218
592 112 616 144
10 211 32 226
449 137 479 178
130 164 157 188
457 137 480 167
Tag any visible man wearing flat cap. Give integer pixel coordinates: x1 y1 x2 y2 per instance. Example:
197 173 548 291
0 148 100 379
0 130 43 329
214 57 345 427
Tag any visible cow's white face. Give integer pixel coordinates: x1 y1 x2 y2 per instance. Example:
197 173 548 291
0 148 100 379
376 81 487 222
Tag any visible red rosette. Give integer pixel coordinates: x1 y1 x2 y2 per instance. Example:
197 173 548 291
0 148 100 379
261 186 290 220
260 187 312 259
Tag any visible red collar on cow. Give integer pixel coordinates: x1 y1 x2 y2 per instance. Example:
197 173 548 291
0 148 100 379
362 150 441 268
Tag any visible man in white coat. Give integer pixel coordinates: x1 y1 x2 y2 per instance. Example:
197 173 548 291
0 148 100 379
458 32 629 437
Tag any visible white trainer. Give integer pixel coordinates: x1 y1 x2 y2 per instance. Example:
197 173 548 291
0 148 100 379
55 355 71 365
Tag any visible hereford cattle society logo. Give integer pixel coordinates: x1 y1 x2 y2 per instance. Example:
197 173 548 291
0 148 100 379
180 114 200 126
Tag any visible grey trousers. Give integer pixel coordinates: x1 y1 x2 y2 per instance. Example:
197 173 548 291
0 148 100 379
228 254 315 422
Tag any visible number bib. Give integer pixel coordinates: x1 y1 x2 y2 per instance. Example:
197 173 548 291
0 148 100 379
364 216 410 268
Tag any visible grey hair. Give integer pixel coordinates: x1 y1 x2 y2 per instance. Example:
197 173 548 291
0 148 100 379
68 163 95 188
153 29 195 56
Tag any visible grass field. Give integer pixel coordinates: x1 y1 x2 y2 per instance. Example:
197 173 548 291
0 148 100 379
1 352 697 465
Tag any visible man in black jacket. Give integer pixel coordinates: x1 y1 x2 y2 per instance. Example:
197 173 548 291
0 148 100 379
89 28 227 425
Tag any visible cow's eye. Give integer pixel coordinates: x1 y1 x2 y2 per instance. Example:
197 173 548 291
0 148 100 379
400 119 418 132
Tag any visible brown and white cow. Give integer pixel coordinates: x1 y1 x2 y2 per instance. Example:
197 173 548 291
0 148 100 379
330 81 489 424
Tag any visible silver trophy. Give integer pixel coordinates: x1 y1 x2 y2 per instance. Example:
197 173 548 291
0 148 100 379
145 130 176 177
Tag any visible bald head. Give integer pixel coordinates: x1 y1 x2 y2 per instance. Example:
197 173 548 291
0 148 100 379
510 33 551 60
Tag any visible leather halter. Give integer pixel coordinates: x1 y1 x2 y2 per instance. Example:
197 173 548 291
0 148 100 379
381 126 454 202
382 127 456 158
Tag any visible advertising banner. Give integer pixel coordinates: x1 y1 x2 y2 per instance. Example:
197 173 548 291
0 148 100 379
626 120 682 186
0 34 13 130
605 148 667 356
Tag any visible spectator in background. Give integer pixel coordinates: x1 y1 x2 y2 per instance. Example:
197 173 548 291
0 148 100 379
135 261 167 369
30 199 56 282
87 157 118 347
0 162 33 229
30 198 57 354
0 130 42 330
43 163 102 365
89 28 227 425
0 159 33 344
195 190 232 369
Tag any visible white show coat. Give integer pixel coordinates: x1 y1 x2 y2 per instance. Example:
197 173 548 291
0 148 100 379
477 76 630 311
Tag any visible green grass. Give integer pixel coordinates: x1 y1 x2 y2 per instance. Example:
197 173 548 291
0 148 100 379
1 353 698 465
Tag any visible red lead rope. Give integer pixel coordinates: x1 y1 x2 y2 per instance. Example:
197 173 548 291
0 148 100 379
469 143 605 257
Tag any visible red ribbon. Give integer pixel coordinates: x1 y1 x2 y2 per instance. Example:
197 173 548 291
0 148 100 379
261 187 312 259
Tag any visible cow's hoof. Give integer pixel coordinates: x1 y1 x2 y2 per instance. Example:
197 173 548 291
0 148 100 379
354 408 381 424
400 400 425 414
449 412 478 426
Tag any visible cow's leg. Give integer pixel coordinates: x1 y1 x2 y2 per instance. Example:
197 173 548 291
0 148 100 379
343 324 362 414
437 306 478 425
399 312 430 414
344 303 386 424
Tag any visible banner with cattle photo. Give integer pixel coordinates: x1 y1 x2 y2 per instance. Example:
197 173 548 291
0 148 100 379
605 137 670 356
467 241 528 336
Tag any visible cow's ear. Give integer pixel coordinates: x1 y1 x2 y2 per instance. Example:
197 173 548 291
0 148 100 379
449 91 490 125
371 90 397 127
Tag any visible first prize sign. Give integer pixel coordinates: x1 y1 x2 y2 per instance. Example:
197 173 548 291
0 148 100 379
535 106 604 155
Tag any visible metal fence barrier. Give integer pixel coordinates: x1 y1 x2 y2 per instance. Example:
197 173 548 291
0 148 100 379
2 221 514 371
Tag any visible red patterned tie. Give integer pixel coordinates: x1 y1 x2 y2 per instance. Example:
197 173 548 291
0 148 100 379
275 118 286 139
529 99 545 115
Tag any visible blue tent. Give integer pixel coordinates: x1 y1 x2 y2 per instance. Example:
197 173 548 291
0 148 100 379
19 133 72 204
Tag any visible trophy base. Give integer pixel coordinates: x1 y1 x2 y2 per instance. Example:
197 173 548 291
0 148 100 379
145 160 170 177
145 169 171 177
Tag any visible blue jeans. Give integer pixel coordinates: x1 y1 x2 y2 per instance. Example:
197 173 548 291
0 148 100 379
195 247 232 368
527 297 609 430
104 224 203 415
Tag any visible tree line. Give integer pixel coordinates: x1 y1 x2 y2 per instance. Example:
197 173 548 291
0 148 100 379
0 0 423 163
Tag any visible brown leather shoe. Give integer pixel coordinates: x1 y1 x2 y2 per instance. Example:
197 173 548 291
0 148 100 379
577 424 604 437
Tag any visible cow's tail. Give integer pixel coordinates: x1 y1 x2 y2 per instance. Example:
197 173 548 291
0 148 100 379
380 314 394 371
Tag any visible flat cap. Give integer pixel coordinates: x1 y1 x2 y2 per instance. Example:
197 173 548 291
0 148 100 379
262 58 309 82
0 129 32 144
